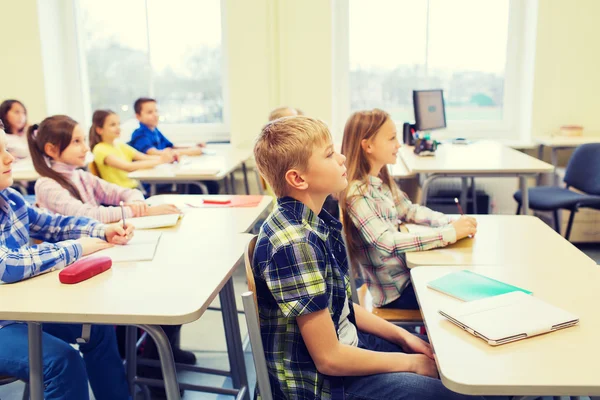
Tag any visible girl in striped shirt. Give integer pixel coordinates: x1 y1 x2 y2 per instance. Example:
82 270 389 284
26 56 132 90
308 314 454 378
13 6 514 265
339 109 477 310
27 115 179 223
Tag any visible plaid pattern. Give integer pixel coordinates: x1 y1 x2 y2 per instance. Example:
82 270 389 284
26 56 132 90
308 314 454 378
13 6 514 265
35 161 145 223
128 123 174 154
346 175 456 307
0 188 105 328
253 197 355 400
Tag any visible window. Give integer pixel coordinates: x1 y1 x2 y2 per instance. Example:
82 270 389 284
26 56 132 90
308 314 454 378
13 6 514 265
345 0 512 132
77 0 226 132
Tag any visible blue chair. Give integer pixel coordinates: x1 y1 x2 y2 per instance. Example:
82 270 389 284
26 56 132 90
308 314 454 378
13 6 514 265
514 143 600 240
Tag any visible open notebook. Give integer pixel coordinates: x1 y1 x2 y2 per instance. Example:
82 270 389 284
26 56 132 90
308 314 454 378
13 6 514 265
94 230 162 262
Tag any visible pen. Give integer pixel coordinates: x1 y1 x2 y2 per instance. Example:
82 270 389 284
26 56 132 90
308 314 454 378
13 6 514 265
454 197 465 215
119 201 126 229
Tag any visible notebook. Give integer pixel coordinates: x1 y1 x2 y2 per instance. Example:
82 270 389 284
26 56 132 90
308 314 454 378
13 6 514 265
94 231 162 262
427 270 532 302
126 214 181 230
439 291 579 346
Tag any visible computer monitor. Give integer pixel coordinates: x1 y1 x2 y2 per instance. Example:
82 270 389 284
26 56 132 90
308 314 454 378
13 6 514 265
413 89 447 131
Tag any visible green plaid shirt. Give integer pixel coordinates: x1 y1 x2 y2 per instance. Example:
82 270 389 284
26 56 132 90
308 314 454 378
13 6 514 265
253 197 355 399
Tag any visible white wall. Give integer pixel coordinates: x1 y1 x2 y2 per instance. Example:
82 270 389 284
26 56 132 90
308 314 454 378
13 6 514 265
531 0 600 137
0 0 47 123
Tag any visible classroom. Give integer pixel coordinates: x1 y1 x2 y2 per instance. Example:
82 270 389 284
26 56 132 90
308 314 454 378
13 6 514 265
0 0 599 399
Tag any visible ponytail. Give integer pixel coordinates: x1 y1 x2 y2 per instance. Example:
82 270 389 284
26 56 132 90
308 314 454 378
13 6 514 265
27 116 83 201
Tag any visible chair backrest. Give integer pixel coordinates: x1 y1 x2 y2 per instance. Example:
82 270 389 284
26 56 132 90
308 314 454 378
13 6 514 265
564 143 600 195
242 235 274 400
244 235 259 310
88 162 101 178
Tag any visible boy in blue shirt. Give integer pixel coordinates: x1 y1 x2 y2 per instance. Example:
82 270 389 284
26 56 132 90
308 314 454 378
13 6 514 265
128 97 218 193
252 116 485 399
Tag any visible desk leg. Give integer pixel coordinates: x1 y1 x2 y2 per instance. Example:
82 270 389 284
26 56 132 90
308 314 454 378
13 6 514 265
28 322 44 400
242 162 250 195
150 184 157 197
460 177 468 212
137 325 180 400
536 144 545 186
125 326 138 395
519 176 529 215
551 148 559 186
470 177 477 214
220 278 250 400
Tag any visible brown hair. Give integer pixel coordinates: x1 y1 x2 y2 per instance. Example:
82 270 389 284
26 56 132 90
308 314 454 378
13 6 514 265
254 116 331 197
339 109 399 256
89 109 116 151
134 97 156 115
0 100 27 134
27 115 83 201
268 106 304 122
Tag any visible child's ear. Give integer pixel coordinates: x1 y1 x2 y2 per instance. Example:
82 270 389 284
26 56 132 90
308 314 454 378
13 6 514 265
43 142 59 159
135 114 142 122
284 169 309 191
360 138 372 154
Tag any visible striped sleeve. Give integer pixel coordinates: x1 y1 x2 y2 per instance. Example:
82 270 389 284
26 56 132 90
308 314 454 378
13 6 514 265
88 173 145 205
347 194 456 265
394 190 454 227
35 176 135 223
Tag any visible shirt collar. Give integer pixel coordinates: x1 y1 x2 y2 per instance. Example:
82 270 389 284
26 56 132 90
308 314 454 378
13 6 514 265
0 190 11 214
139 122 157 133
277 196 342 241
51 161 78 176
367 174 383 188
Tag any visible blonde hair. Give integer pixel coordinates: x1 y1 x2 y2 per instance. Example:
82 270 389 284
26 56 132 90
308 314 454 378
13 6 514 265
268 106 304 121
254 116 331 198
339 109 399 256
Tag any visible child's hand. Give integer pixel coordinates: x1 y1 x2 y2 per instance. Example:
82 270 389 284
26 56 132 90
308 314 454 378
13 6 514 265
409 354 439 378
105 223 135 245
125 201 147 217
145 204 181 216
159 151 176 164
451 215 477 240
399 334 434 359
77 237 113 256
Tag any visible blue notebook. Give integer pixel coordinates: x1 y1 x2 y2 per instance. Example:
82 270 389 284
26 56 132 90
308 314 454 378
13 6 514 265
427 270 532 302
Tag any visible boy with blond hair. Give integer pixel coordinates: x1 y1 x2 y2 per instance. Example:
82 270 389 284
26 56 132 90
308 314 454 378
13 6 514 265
252 116 483 399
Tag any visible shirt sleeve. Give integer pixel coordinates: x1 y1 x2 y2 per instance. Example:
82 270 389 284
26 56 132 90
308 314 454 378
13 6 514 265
346 194 456 265
264 241 329 317
395 190 454 227
93 143 112 166
0 204 106 284
35 177 135 223
129 131 153 153
89 173 145 206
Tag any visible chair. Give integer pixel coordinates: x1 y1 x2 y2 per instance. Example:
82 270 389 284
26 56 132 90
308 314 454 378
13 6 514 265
242 235 273 400
88 161 101 178
514 143 600 240
356 285 423 325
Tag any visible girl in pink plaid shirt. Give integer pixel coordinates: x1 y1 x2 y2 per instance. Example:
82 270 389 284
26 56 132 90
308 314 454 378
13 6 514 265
27 115 179 223
339 109 477 309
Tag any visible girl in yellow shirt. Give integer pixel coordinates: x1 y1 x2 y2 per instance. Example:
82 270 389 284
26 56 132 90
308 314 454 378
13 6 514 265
89 110 174 189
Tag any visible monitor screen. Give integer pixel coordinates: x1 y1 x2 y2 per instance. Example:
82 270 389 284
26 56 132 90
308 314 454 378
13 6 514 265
413 90 447 131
